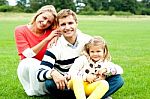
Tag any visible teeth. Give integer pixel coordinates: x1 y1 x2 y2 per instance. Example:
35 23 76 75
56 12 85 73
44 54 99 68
65 30 72 33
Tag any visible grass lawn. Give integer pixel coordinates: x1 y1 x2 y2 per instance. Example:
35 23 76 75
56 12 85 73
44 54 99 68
0 12 150 99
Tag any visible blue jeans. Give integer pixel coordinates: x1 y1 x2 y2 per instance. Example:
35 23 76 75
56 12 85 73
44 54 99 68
45 74 124 99
102 74 124 99
45 79 76 99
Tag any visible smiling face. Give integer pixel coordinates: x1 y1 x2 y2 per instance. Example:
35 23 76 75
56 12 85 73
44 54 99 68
58 15 78 39
89 45 104 63
35 11 54 30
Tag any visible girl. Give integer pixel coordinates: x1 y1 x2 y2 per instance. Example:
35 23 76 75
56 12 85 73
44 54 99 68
67 36 123 99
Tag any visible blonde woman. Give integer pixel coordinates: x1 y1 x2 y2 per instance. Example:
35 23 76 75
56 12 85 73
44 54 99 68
14 5 60 96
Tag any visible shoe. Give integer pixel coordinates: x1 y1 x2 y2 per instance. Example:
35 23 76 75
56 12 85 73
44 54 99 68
105 96 112 99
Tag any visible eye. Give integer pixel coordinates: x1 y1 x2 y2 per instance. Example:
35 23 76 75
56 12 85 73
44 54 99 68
97 50 101 52
60 23 66 26
43 16 47 20
68 22 73 25
90 51 94 53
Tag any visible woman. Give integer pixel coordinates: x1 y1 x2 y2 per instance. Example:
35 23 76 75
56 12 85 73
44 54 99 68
14 5 60 96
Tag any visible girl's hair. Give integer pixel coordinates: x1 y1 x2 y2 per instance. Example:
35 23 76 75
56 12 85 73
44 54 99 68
30 5 58 30
57 9 78 23
82 36 111 62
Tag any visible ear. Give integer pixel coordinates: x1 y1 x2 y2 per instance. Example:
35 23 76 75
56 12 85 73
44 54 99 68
76 22 78 27
103 47 107 60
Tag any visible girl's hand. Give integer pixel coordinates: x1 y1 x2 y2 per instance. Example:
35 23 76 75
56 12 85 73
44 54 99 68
95 75 106 81
86 74 97 83
96 68 107 76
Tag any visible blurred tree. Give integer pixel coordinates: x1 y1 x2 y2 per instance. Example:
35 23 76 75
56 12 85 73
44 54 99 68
110 0 138 14
121 0 138 14
141 0 150 8
0 0 8 6
83 0 103 11
16 0 26 9
28 0 75 12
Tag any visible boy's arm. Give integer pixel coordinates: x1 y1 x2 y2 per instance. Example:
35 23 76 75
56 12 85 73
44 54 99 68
36 48 58 82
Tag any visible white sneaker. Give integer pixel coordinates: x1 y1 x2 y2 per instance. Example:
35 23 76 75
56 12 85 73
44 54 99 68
105 96 112 99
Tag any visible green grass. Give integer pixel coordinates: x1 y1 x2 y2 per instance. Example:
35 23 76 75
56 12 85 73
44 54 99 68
0 13 150 99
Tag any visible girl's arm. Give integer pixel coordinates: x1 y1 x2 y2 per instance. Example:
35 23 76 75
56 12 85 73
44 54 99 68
96 62 123 77
104 62 123 75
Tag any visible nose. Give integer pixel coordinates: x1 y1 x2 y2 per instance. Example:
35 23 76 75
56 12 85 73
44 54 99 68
64 24 70 30
93 52 97 55
43 20 48 25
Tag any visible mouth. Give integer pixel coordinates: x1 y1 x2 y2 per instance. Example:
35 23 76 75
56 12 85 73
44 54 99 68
64 29 73 34
40 23 45 28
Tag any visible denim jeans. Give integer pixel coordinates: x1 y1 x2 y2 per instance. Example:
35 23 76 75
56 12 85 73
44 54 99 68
45 74 124 99
45 79 76 99
102 74 124 99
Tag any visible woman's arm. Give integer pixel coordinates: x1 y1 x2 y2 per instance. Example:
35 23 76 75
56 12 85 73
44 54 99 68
31 29 60 55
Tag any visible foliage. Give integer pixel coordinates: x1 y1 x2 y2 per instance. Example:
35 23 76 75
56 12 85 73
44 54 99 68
0 0 8 6
1 0 150 15
114 11 132 16
84 0 103 11
141 8 150 15
108 6 115 15
0 5 13 12
28 0 76 12
78 5 95 15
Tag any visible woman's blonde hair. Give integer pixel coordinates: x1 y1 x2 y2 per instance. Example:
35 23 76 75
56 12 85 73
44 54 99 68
30 5 58 30
57 9 78 24
82 36 111 62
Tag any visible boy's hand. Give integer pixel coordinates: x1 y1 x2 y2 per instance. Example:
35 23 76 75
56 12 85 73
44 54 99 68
51 70 68 90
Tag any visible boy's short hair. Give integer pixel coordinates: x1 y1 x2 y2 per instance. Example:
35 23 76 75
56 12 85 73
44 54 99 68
57 9 78 23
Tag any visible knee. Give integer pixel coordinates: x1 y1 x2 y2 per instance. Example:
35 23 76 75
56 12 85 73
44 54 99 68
108 74 124 88
115 75 124 88
100 80 109 90
45 79 56 91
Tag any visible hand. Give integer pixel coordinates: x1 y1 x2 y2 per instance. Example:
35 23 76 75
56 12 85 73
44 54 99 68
46 29 61 48
86 74 97 83
47 28 61 40
96 68 107 76
47 36 59 48
51 70 67 90
64 74 71 81
95 75 106 81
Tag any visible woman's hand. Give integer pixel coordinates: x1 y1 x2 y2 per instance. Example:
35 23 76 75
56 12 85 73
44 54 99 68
46 29 61 48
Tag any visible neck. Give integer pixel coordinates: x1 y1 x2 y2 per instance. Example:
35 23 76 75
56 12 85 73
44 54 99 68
65 35 77 45
29 24 45 36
